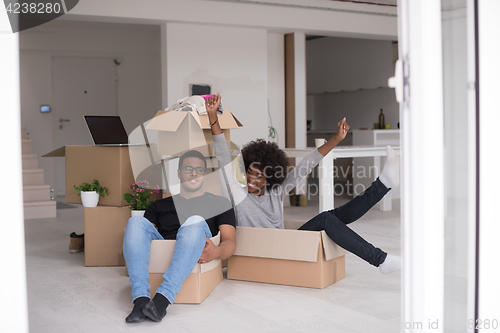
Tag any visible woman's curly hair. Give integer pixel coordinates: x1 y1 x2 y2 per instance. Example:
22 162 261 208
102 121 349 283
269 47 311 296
241 139 289 190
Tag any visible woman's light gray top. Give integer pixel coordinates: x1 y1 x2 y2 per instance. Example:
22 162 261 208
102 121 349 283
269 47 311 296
213 134 324 229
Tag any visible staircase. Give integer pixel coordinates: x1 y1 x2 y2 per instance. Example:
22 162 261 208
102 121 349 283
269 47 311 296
21 127 56 219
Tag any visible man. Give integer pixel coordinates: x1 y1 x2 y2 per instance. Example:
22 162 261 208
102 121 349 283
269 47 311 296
123 150 236 323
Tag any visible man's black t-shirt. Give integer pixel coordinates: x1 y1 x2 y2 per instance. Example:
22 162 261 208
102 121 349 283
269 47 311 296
144 192 236 240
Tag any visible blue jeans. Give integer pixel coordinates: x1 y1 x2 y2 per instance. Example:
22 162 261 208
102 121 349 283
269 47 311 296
299 178 390 266
123 215 212 304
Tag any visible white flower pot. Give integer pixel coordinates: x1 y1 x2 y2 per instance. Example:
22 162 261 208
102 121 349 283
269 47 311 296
131 210 146 217
81 191 100 208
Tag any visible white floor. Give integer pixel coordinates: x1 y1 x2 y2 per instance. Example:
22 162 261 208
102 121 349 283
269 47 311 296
25 194 401 333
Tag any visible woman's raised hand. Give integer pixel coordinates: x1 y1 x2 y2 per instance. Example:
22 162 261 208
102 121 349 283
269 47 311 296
335 118 350 141
206 93 221 117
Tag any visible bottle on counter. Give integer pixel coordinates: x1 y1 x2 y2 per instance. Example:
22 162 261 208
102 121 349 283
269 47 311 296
378 108 385 129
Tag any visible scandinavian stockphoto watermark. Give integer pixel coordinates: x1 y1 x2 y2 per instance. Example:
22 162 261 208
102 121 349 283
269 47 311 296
3 0 79 33
249 161 380 198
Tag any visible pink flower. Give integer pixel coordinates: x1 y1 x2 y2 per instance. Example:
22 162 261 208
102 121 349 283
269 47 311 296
141 189 145 193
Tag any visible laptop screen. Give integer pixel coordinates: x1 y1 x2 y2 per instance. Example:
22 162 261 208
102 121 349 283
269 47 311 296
84 115 129 145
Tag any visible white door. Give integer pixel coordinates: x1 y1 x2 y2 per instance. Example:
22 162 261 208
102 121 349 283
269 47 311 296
395 0 495 332
53 57 117 195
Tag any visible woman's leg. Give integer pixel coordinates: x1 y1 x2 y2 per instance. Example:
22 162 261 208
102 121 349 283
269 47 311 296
332 178 389 224
299 211 387 267
332 145 399 224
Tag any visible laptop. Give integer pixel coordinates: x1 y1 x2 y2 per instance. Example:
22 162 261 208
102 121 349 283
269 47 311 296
84 115 144 147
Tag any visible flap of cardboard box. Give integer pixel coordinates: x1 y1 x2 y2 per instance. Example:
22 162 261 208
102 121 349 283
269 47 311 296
146 111 191 132
42 146 66 157
283 219 307 230
232 227 322 262
283 220 347 260
149 232 220 274
320 231 348 261
198 110 241 129
146 110 241 132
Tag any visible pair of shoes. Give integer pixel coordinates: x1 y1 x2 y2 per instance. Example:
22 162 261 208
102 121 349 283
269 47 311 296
69 232 84 253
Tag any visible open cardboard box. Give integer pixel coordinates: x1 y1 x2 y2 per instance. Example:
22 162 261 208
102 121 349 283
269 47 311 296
145 110 242 156
43 146 136 206
148 233 222 304
227 220 347 289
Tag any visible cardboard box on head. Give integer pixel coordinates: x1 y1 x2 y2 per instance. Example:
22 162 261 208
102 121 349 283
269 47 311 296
145 110 242 156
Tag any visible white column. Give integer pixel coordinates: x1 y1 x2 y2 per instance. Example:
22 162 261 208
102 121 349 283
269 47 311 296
160 23 169 110
318 152 334 212
0 9 29 333
293 32 307 195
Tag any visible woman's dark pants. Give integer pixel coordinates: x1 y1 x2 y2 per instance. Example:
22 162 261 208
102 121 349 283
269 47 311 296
298 178 390 267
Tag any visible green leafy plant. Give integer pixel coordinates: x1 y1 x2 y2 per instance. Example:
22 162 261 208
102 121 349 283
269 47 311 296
123 180 160 211
73 179 109 198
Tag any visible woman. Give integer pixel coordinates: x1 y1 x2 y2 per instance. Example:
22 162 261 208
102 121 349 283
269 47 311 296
207 94 400 274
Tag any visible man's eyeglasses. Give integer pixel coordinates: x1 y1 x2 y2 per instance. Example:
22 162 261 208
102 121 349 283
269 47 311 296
181 166 206 175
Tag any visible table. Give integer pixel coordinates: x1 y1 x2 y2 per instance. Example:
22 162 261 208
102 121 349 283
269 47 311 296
282 145 401 213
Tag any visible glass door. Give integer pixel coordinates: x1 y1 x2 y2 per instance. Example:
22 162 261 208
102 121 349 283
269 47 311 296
395 0 485 331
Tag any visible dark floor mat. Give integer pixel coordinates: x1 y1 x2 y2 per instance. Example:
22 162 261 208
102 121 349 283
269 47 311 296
56 202 78 209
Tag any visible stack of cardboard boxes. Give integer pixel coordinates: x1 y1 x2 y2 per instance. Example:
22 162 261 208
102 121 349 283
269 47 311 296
43 145 141 266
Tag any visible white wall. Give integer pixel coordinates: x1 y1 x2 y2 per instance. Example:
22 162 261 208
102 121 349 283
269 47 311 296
19 20 162 191
267 33 286 149
306 37 398 130
164 22 269 146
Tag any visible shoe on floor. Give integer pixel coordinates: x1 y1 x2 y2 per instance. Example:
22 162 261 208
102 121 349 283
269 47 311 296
69 232 84 253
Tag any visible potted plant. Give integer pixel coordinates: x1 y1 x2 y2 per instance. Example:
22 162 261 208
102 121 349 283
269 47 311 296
73 179 109 208
123 180 160 217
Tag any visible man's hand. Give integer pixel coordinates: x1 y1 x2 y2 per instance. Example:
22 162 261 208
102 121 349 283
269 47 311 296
205 93 221 118
198 237 221 264
334 118 350 141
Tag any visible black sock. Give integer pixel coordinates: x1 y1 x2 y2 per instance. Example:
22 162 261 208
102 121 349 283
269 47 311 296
152 293 170 313
142 293 170 322
125 297 149 323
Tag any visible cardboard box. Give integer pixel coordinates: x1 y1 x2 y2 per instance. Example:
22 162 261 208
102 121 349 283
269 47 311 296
148 233 222 304
227 221 347 289
145 110 242 156
83 206 131 267
43 146 135 206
